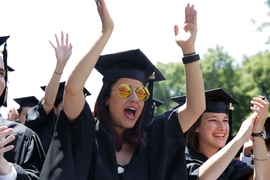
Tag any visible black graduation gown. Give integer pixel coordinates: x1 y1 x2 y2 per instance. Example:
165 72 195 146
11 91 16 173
24 101 57 154
185 148 254 180
40 102 187 180
1 118 46 180
148 108 187 180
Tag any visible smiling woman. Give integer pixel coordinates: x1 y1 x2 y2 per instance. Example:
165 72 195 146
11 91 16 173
173 87 270 180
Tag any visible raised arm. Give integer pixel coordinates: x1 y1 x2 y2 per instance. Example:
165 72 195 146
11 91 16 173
198 96 269 180
198 112 256 180
64 0 114 122
42 31 72 114
175 4 205 132
250 96 270 179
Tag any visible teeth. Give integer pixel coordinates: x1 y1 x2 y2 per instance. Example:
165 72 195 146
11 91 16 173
214 134 225 137
127 108 136 111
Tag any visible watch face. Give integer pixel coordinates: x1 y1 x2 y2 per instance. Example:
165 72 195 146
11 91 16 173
263 130 267 139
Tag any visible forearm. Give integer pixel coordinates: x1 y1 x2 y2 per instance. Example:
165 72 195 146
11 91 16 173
199 138 244 180
43 69 62 113
66 30 113 94
252 137 270 179
178 57 205 132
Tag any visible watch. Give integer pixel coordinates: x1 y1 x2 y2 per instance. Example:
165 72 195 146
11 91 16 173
251 130 266 139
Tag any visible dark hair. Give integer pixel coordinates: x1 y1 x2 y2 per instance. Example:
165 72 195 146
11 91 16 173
186 115 202 151
93 78 147 151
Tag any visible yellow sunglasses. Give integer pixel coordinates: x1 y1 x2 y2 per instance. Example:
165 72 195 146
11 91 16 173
112 83 150 101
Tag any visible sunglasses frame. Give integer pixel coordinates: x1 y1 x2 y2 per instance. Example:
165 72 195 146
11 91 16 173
112 83 150 101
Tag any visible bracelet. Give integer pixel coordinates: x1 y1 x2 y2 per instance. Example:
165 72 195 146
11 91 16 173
252 154 270 161
183 52 196 56
251 131 263 137
54 71 62 75
182 54 200 64
251 130 266 139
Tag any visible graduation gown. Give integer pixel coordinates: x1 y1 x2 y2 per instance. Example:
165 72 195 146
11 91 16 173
185 147 254 180
24 101 57 154
40 102 187 180
1 118 46 180
148 108 187 180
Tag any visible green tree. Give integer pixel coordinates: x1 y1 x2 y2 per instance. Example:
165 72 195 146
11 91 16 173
200 45 248 132
256 0 270 44
153 62 186 115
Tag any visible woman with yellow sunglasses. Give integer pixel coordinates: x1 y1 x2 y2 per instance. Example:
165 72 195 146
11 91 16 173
40 1 205 179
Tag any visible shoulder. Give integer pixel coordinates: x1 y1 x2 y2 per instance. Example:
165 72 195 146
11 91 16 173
150 108 178 125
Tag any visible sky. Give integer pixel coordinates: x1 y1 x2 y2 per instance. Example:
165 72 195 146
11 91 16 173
0 0 269 117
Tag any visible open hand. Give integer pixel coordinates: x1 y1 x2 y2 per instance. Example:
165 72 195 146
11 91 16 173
174 3 197 54
49 31 72 66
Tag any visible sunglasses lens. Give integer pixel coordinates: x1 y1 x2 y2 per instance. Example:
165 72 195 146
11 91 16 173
117 84 132 99
136 87 150 101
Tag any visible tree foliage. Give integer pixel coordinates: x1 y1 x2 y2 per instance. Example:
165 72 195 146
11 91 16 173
256 0 270 44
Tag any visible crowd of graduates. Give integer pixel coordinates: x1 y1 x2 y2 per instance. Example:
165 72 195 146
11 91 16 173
0 0 270 180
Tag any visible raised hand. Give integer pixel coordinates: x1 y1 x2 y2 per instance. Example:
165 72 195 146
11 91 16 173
235 113 257 142
6 107 19 121
250 95 269 132
95 0 114 33
174 3 197 54
0 126 15 175
49 31 72 68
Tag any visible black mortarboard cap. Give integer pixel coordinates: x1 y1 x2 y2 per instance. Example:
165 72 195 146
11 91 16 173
150 98 164 119
7 66 14 72
40 81 91 107
153 98 164 108
95 49 166 126
95 49 165 85
171 87 238 113
0 36 10 106
14 96 39 114
0 36 9 47
149 98 164 120
172 87 238 142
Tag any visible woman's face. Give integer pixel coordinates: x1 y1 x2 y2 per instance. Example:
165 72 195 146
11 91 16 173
106 78 145 131
196 112 229 153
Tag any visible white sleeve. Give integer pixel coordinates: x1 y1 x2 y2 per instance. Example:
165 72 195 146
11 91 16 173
239 152 252 166
0 163 17 180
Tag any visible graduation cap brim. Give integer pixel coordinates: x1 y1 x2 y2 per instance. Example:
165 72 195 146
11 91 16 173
171 87 238 113
0 36 10 46
95 49 165 84
152 98 164 108
7 66 14 72
40 82 91 100
14 96 39 108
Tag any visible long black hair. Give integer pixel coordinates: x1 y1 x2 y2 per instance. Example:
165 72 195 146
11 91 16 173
93 78 147 151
